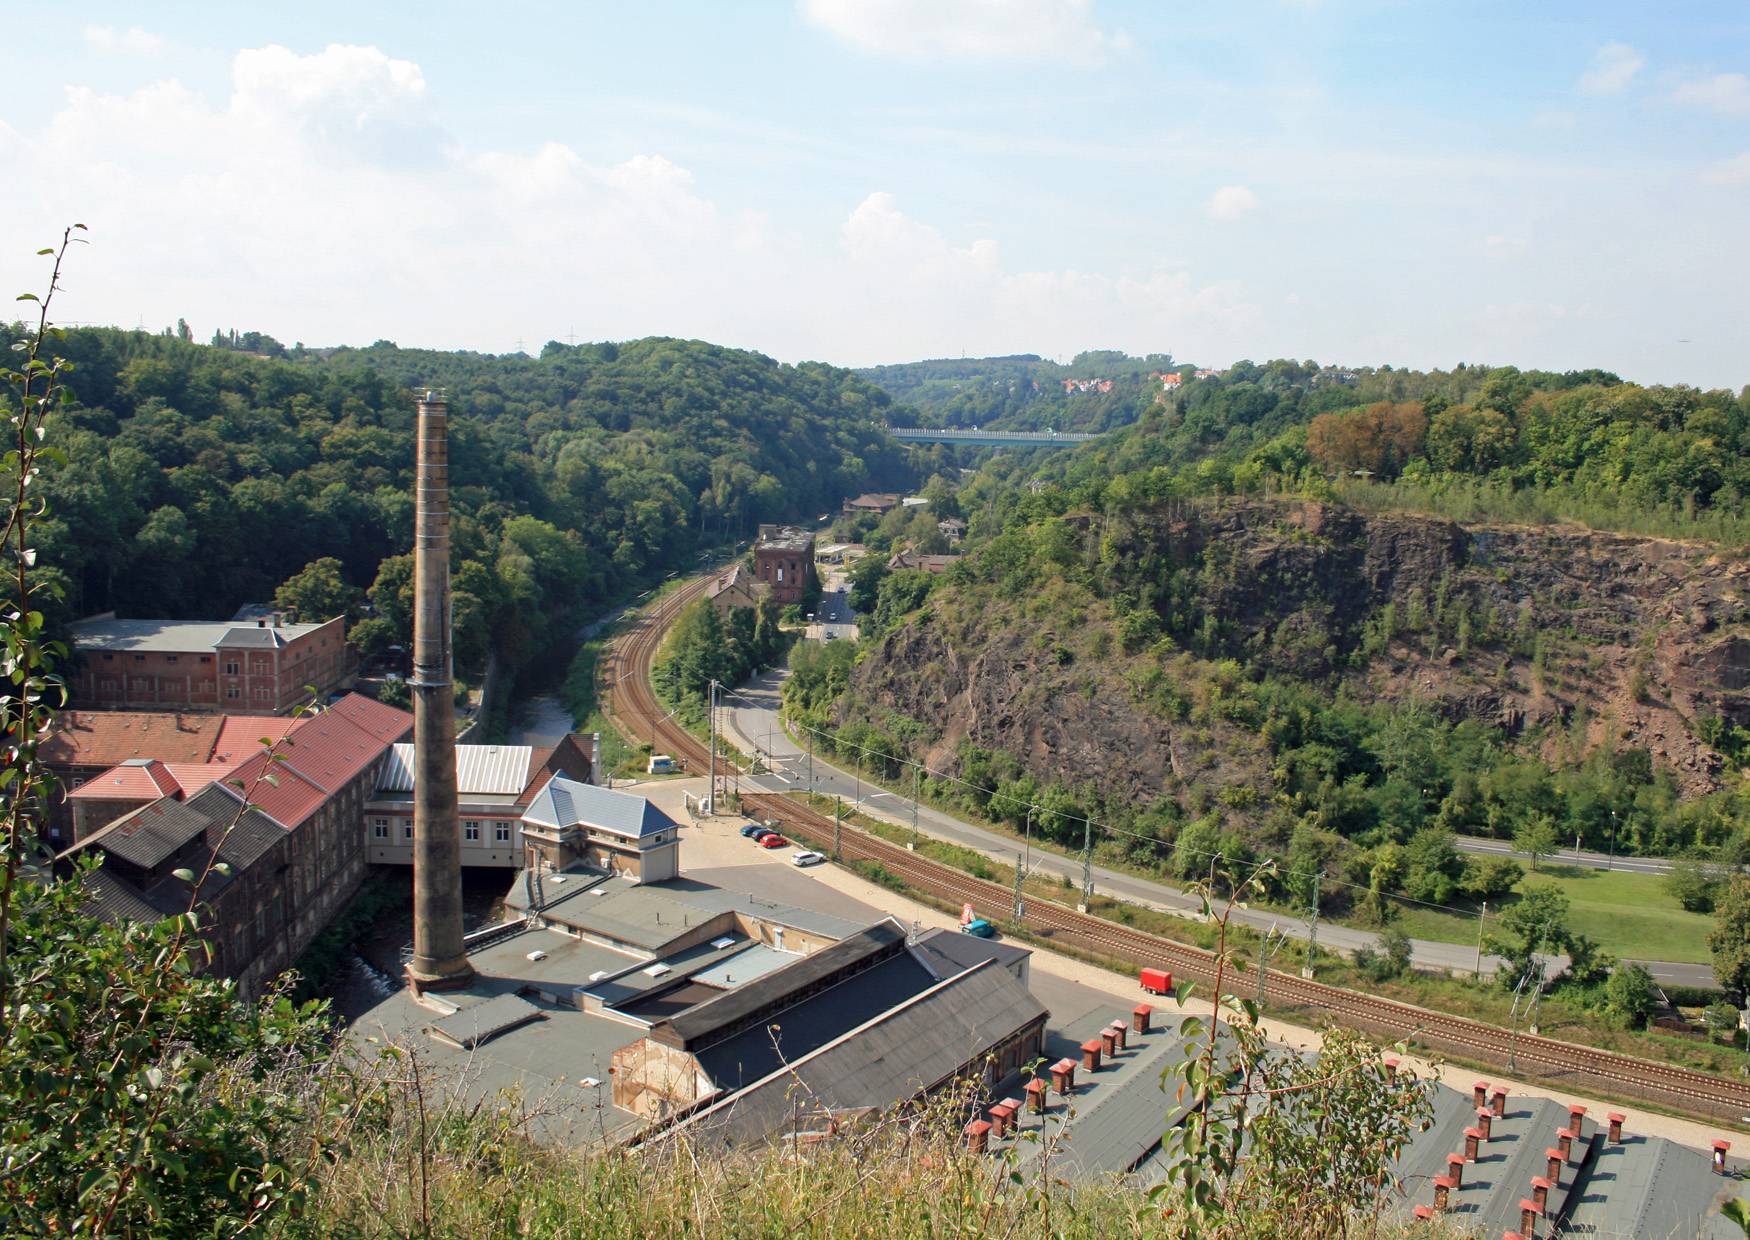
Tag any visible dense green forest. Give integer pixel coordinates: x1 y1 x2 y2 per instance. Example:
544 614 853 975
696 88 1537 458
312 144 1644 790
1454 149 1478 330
858 350 1178 434
15 326 912 697
799 360 1750 975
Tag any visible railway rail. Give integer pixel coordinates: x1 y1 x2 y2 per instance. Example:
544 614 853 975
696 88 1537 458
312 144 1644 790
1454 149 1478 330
607 578 1750 1127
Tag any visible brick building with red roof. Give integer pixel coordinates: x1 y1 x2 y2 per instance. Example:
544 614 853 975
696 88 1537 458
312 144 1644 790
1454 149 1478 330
65 692 413 997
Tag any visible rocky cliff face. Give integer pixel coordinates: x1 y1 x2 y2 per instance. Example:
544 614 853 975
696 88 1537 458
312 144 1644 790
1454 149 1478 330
847 500 1750 805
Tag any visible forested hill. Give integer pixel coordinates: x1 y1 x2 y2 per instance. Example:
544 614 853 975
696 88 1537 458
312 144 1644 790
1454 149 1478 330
857 350 1175 434
20 327 912 686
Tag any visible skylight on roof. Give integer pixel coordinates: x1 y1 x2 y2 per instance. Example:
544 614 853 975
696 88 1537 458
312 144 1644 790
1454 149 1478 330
710 936 737 949
642 963 671 978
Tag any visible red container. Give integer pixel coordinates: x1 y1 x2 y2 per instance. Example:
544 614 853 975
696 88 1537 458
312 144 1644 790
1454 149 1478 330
1140 967 1173 995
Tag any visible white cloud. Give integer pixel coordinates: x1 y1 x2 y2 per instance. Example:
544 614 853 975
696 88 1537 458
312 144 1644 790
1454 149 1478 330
799 0 1128 66
2 45 1258 369
832 193 1256 364
1672 73 1750 115
83 24 165 56
1577 42 1643 95
1205 185 1259 219
1700 151 1750 186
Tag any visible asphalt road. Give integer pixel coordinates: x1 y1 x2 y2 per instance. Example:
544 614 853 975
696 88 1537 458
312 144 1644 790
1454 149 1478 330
1455 834 1675 876
719 668 1712 990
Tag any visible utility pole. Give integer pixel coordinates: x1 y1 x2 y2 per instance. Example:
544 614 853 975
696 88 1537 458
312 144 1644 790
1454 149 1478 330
1012 850 1025 923
833 796 842 861
1079 817 1093 913
806 727 814 797
1474 900 1488 976
1302 869 1324 979
1258 925 1280 1008
1023 806 1034 882
707 679 718 815
909 764 920 851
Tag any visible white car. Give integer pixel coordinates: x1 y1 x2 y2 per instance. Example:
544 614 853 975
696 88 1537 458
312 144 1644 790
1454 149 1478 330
791 850 825 867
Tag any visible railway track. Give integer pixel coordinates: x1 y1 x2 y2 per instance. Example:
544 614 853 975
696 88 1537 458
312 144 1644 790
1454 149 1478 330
608 580 1750 1126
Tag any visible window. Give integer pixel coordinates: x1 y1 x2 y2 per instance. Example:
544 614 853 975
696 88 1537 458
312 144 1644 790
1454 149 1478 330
373 819 389 840
166 655 178 664
495 822 512 843
776 566 785 582
464 821 480 842
102 653 114 662
199 655 211 664
402 823 414 841
225 661 240 675
70 776 85 789
132 654 144 663
226 687 240 700
254 686 270 701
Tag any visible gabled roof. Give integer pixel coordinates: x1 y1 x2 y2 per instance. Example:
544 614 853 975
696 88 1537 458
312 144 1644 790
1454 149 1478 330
225 695 409 828
67 758 182 803
83 797 214 869
42 712 223 768
522 773 678 841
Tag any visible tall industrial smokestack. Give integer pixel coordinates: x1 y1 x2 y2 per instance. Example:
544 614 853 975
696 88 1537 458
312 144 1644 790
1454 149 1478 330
406 390 474 991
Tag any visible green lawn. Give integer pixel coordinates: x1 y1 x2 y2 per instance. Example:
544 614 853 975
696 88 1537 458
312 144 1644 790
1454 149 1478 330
1385 864 1714 964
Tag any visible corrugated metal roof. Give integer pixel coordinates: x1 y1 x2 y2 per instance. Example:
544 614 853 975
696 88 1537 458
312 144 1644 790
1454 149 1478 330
522 774 677 840
376 743 535 796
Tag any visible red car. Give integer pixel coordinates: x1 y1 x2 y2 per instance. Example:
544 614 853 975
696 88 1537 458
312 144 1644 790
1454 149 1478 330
757 833 789 849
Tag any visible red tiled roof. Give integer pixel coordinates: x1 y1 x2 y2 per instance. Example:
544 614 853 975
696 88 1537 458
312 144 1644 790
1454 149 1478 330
42 712 223 768
224 695 410 828
210 715 297 764
68 759 182 803
321 693 413 746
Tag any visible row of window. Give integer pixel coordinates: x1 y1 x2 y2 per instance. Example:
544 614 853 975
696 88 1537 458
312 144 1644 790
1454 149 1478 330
371 817 512 843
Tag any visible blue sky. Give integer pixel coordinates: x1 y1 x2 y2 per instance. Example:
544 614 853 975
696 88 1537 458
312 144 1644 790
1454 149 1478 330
4 1 1747 387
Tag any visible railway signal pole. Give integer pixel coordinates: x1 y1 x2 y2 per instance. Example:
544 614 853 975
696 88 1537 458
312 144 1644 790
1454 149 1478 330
833 796 842 861
1302 869 1324 979
1012 850 1025 923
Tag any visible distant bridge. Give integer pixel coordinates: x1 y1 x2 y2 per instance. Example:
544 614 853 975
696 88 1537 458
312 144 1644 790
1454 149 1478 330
887 426 1099 447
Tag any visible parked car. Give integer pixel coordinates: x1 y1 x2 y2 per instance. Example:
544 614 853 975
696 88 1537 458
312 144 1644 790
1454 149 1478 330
757 834 789 849
791 850 824 867
739 823 768 838
961 918 997 939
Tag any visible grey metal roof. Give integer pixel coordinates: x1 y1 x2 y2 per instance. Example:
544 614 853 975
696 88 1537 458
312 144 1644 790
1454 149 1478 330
674 958 1047 1149
651 922 909 1050
83 869 178 926
522 774 678 840
532 881 728 952
69 616 329 653
376 743 536 796
657 883 866 942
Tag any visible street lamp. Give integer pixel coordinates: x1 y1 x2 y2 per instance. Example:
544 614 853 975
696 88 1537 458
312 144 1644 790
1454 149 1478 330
1608 808 1618 871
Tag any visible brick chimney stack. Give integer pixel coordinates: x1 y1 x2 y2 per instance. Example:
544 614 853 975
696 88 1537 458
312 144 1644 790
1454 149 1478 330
406 390 474 991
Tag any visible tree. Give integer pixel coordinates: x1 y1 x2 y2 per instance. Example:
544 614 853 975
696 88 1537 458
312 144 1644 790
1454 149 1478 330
1402 826 1463 905
274 555 361 622
1513 814 1560 871
1601 963 1657 1030
1703 1001 1741 1045
1664 855 1723 913
1460 854 1523 902
847 553 888 614
1708 875 1750 999
1486 882 1572 990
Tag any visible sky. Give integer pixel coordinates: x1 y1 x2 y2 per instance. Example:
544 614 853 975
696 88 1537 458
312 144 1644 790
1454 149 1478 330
3 1 1748 387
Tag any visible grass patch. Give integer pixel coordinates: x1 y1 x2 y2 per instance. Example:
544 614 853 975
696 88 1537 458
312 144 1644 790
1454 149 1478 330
1382 865 1714 965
